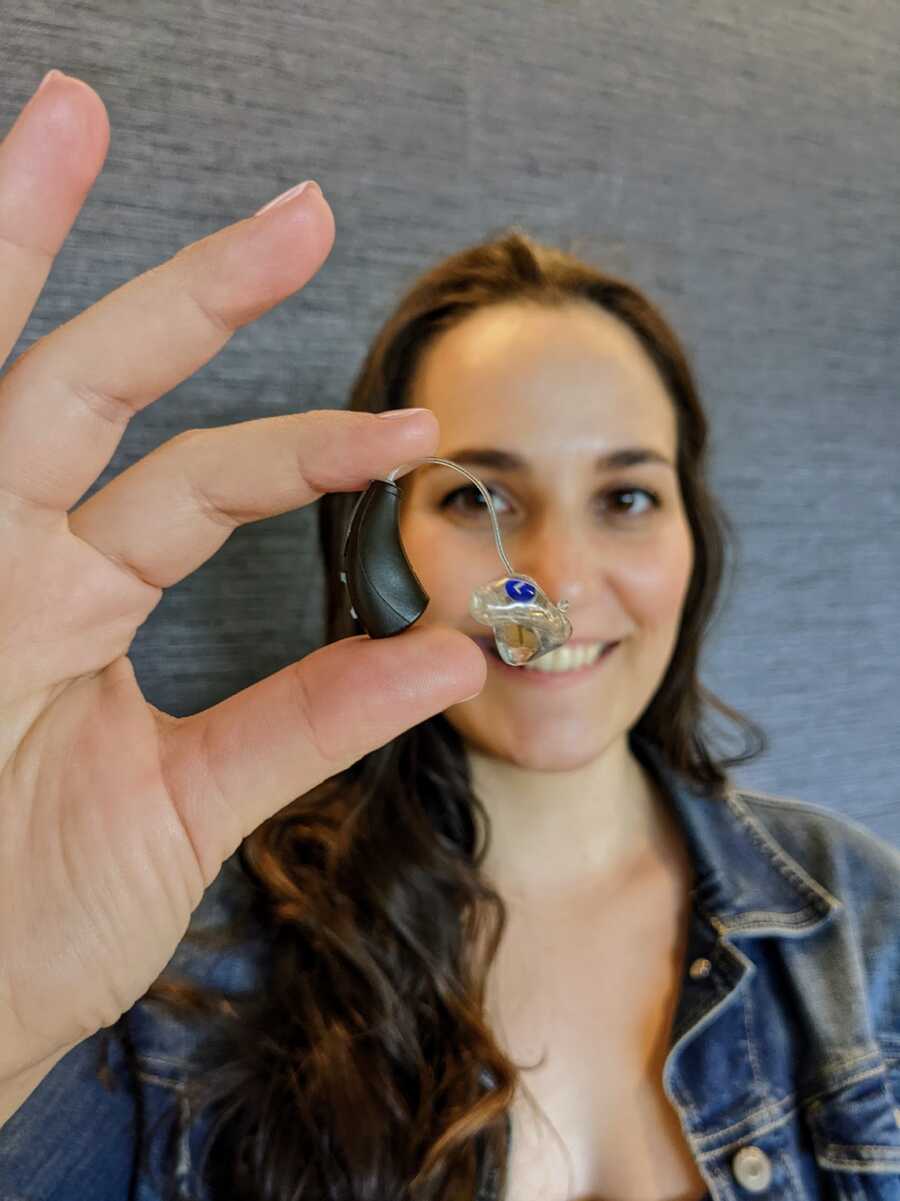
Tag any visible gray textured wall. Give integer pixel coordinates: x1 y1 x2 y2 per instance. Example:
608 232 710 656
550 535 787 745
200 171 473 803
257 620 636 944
3 2 898 843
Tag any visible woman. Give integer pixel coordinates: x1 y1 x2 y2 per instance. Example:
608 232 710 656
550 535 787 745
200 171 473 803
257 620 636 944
0 74 897 1195
114 230 899 1200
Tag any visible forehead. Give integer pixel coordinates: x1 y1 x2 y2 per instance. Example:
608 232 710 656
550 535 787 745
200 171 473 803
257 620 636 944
409 300 678 462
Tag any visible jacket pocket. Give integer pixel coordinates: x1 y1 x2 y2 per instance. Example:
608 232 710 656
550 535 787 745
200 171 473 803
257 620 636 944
802 1055 900 1199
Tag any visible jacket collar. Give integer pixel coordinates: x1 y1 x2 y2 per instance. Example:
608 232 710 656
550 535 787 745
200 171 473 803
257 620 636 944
630 733 843 940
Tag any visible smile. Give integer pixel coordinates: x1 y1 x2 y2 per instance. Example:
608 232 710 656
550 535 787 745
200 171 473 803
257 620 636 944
483 640 619 684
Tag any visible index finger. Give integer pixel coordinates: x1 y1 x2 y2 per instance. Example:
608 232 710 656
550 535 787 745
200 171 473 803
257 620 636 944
0 76 335 514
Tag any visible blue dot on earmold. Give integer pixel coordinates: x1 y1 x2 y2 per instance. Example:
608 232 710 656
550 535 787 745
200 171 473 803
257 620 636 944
505 578 536 602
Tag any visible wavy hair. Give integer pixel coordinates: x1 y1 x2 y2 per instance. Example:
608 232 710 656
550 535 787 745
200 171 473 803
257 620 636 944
97 227 766 1200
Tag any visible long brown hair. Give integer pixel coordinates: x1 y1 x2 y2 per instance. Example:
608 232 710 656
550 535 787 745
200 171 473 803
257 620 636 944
99 227 766 1200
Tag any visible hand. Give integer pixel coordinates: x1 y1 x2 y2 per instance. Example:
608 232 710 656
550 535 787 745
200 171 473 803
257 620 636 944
0 71 485 1085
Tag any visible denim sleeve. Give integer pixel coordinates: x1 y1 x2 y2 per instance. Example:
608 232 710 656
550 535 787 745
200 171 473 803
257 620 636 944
828 814 900 1126
838 819 900 1073
0 1025 140 1201
0 855 263 1201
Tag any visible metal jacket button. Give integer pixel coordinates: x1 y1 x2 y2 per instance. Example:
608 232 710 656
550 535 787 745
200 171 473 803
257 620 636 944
731 1145 772 1192
689 957 712 979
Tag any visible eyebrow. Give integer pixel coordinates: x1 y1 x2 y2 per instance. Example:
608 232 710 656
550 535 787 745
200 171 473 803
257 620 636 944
420 446 676 475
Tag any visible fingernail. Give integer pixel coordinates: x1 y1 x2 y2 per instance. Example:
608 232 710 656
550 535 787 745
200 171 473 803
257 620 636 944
35 69 63 97
254 180 320 216
377 407 430 420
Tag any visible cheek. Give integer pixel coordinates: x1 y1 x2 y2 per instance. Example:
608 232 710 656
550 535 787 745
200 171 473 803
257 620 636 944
616 524 694 628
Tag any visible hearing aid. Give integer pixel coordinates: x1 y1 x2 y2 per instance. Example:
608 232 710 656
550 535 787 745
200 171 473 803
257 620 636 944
339 457 573 666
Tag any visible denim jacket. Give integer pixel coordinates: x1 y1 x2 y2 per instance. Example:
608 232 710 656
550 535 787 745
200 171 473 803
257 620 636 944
2 732 899 1201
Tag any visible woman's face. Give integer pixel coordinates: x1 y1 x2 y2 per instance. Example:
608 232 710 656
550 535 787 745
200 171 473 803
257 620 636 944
397 299 694 772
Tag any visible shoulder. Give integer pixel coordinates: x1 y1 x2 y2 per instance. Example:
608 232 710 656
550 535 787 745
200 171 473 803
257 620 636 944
734 785 900 904
734 786 900 1033
733 787 900 1111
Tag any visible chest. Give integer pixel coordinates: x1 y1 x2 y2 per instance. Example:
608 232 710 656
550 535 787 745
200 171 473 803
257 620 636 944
483 859 711 1201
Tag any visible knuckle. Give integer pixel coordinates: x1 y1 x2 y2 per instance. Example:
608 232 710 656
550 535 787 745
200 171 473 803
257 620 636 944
167 429 260 530
158 429 238 531
147 247 235 341
289 663 339 769
170 426 201 446
71 378 137 428
6 337 41 374
184 286 236 341
184 470 239 531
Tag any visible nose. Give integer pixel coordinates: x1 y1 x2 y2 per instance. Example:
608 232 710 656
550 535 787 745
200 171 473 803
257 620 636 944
509 516 591 612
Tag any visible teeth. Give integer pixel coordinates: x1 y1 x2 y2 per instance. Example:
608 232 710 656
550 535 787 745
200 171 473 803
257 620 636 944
522 641 610 672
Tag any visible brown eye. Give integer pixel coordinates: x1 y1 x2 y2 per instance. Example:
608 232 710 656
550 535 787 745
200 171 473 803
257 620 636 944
439 485 509 516
603 487 660 516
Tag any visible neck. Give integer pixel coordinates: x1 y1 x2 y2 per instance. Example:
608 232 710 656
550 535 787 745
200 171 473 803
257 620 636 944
467 734 673 902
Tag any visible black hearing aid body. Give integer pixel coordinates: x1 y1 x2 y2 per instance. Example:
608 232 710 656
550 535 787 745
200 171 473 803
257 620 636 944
340 479 428 638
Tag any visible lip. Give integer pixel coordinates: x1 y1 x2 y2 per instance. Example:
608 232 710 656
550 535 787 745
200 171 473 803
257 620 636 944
479 640 620 684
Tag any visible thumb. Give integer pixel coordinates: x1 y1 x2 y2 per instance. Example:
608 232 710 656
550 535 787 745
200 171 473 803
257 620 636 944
156 624 486 880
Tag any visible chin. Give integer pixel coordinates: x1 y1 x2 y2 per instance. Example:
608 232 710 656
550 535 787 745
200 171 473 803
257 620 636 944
446 706 617 773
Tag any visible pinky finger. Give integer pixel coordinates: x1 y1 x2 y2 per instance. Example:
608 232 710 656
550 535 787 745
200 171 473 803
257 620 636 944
0 71 109 370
